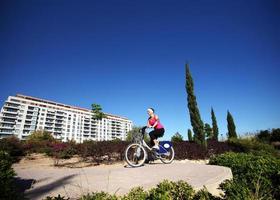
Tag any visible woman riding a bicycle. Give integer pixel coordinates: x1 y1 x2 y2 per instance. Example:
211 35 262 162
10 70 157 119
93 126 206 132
147 108 165 150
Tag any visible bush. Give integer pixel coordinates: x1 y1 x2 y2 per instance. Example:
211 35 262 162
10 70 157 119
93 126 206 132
171 132 184 142
0 151 22 200
27 130 55 142
148 180 195 200
23 140 53 155
80 192 117 200
121 187 148 200
78 141 128 164
0 136 24 162
228 137 278 157
193 187 221 200
44 194 70 200
50 142 77 159
173 140 235 160
256 130 271 143
271 128 280 143
209 152 280 199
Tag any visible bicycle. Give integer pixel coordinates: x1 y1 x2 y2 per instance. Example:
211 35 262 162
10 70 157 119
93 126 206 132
125 126 175 167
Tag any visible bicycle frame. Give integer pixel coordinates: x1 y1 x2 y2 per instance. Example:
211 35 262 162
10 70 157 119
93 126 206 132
139 131 170 156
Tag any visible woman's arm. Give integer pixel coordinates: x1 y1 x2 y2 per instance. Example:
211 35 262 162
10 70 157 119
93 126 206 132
147 120 151 128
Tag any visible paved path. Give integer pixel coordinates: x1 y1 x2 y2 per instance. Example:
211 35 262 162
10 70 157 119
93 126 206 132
14 161 232 200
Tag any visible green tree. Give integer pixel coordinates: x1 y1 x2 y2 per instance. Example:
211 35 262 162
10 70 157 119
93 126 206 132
185 63 205 147
126 126 149 143
28 130 55 142
211 107 219 141
171 132 184 142
204 123 213 139
187 129 193 141
91 104 107 120
227 110 237 139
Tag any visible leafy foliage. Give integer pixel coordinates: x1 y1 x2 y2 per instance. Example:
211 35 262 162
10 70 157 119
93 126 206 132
204 123 213 139
91 104 107 120
0 136 24 162
193 187 221 200
80 192 117 200
173 140 235 160
226 111 237 139
188 129 193 141
27 130 55 142
121 187 148 200
228 137 278 157
78 140 129 164
149 180 195 200
209 152 280 199
126 126 149 143
171 132 184 142
185 63 205 147
43 194 70 200
211 108 219 141
0 151 22 200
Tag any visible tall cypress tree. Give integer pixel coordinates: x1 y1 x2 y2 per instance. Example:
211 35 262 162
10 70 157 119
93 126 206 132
204 123 213 139
187 129 193 141
185 63 205 147
227 110 237 139
211 107 219 141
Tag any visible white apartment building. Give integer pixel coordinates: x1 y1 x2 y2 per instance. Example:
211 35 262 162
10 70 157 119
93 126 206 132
0 94 132 142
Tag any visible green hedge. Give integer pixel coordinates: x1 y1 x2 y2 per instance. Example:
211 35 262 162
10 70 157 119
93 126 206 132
0 151 23 200
209 152 280 199
47 180 217 200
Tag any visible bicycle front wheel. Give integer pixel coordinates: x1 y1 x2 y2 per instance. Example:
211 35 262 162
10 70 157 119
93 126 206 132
160 146 175 164
125 143 146 167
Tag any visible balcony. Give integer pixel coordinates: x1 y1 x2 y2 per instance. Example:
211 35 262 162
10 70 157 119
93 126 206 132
4 103 20 109
0 131 13 135
1 114 17 119
2 109 18 115
56 112 64 117
45 127 53 131
0 125 14 129
45 123 54 127
1 117 16 122
46 115 55 119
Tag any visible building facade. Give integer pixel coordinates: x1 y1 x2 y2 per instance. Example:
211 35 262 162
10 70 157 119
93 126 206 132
0 94 132 142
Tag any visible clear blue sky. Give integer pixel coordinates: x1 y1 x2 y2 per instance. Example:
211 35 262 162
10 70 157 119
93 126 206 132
1 0 279 140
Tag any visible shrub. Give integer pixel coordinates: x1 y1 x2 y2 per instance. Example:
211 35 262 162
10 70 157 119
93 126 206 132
78 141 128 164
209 152 280 199
80 192 117 200
23 140 53 155
228 137 278 157
256 130 271 143
271 128 280 142
173 140 235 160
171 132 184 142
27 130 55 142
43 194 70 200
0 151 22 200
0 136 24 162
50 142 77 159
121 187 148 200
148 180 195 200
193 187 221 200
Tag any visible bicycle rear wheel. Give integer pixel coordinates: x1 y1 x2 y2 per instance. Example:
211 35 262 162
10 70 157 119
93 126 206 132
159 146 175 164
125 143 146 167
